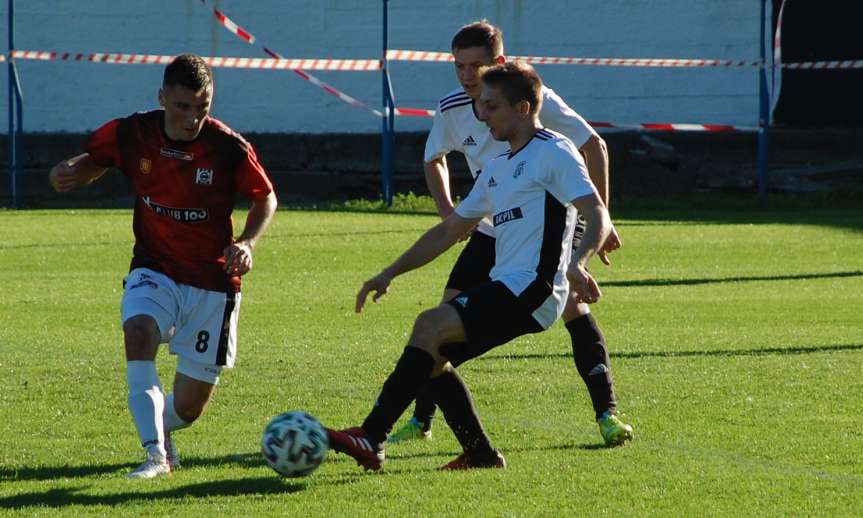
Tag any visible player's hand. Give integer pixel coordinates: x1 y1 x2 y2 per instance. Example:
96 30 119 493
223 240 253 276
49 160 78 193
567 263 602 304
356 271 393 313
597 226 622 266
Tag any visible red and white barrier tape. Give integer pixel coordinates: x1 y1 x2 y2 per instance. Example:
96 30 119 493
385 49 863 70
5 50 381 71
7 48 861 71
12 49 863 72
387 49 764 67
587 121 757 132
201 1 389 117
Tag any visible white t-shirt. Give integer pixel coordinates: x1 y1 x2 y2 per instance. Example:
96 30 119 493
424 85 596 236
455 129 597 328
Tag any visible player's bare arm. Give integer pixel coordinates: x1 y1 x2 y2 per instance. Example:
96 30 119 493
579 135 609 207
423 155 455 219
579 135 621 265
568 193 612 304
48 153 109 193
355 213 480 312
223 191 278 276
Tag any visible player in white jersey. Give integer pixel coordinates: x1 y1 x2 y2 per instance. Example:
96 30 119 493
326 61 614 471
389 20 632 447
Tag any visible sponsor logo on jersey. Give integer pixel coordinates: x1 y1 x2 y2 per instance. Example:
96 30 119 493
487 176 497 187
513 160 526 178
462 135 477 146
139 158 152 174
195 168 214 185
493 207 524 227
453 296 469 307
160 147 195 161
142 196 209 223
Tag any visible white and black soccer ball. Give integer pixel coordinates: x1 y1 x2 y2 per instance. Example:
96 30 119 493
261 411 329 477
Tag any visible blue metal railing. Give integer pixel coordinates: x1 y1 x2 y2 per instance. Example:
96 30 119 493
7 0 23 209
381 0 395 206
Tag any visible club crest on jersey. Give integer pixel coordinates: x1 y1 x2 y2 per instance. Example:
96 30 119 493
462 135 477 146
513 161 526 178
493 207 523 227
160 147 194 161
195 168 214 185
139 158 151 174
487 176 497 188
453 296 469 307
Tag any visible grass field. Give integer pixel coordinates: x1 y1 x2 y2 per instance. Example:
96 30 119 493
1 204 862 516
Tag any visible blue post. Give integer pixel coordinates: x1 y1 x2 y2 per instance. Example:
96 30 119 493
381 0 394 206
7 0 17 208
756 0 770 205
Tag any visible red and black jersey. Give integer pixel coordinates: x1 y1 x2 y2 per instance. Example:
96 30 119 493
85 110 274 292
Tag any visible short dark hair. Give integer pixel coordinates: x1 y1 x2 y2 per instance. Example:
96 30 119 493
481 61 543 115
451 19 504 57
163 54 213 91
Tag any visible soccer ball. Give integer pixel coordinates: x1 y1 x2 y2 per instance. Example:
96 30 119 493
261 411 329 477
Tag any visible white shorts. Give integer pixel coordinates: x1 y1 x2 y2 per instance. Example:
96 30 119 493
177 355 223 385
121 268 242 372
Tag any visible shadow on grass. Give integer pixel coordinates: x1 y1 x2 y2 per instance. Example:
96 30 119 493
476 343 863 362
0 476 305 510
603 270 863 288
0 453 265 483
0 227 430 251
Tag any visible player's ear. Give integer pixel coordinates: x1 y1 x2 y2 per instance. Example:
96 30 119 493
157 88 166 108
518 100 531 119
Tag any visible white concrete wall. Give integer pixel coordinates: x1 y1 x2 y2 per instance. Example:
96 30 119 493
1 0 762 134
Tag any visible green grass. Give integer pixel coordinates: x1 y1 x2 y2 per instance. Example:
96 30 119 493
1 206 862 516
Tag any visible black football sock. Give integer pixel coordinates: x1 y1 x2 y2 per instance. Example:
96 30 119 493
566 313 617 420
410 340 470 427
362 346 435 444
428 370 495 457
412 384 437 430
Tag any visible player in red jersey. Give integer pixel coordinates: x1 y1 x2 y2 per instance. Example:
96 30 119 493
48 54 277 479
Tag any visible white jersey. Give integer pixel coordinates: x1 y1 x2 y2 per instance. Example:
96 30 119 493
424 85 597 236
454 129 597 328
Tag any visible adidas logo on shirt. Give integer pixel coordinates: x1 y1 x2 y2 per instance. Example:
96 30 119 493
487 176 497 187
462 135 477 146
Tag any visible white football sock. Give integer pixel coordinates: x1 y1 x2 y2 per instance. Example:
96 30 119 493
162 393 191 433
127 360 166 458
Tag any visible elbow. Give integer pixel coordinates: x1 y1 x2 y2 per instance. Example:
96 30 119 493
263 191 279 215
586 134 608 158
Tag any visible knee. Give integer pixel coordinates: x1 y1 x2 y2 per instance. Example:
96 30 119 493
411 309 448 355
176 404 204 424
172 394 206 423
123 315 160 352
412 309 440 342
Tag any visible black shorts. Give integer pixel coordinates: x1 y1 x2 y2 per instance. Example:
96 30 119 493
445 231 496 291
572 214 587 249
443 280 544 364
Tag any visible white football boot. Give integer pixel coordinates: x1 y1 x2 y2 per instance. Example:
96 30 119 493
127 451 171 479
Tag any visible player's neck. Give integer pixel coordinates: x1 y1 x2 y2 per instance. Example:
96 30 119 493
507 120 543 153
